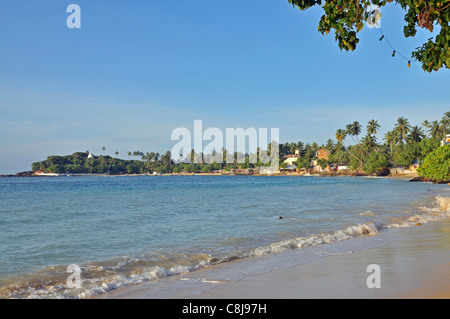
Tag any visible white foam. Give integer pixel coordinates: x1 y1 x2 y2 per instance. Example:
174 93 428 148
249 222 379 257
7 195 450 299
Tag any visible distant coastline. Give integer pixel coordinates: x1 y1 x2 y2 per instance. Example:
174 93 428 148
0 168 421 180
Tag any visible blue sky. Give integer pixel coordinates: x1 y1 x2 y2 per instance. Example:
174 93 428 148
0 1 449 174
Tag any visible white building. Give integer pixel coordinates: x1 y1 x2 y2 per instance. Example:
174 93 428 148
441 134 450 146
283 154 300 165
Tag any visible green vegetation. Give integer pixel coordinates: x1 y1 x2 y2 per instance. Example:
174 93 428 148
31 149 272 175
417 145 450 182
288 0 450 72
31 111 450 178
285 111 449 177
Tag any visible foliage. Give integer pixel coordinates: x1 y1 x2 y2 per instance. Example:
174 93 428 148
296 157 313 169
328 147 350 163
392 143 418 167
417 144 450 182
363 151 389 174
317 158 328 169
288 0 450 72
31 111 449 177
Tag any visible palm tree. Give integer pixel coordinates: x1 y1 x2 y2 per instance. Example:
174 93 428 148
444 111 450 120
408 126 425 143
439 117 450 139
421 120 431 138
345 123 353 136
326 139 335 150
296 141 304 155
384 130 397 156
362 133 377 152
430 120 440 139
289 142 297 155
394 117 411 147
342 121 364 167
335 129 346 144
366 120 380 135
346 121 362 143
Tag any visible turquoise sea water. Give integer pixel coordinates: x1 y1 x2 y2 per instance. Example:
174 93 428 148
0 175 449 298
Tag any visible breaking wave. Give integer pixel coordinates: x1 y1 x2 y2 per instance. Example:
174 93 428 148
1 196 449 299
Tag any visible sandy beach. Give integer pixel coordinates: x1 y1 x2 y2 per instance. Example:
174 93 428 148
192 219 450 299
94 216 450 299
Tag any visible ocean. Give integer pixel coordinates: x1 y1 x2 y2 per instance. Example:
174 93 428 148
0 175 449 298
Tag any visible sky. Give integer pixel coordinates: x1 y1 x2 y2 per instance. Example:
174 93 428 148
0 0 449 174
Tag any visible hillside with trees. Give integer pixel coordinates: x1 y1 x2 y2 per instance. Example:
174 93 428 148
31 111 450 179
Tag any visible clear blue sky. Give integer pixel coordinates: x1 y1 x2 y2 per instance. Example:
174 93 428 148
0 1 448 174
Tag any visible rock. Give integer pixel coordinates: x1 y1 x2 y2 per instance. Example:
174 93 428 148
409 176 426 182
15 171 34 177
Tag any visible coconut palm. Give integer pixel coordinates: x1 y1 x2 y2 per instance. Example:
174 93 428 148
430 120 440 139
444 111 450 120
345 123 353 136
326 139 335 150
345 121 362 144
296 141 304 155
362 133 378 152
335 129 346 144
394 117 411 147
384 130 397 156
366 119 380 135
408 126 425 143
421 120 431 138
439 117 450 138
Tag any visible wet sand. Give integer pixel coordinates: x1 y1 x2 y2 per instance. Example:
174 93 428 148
95 218 450 299
191 219 450 299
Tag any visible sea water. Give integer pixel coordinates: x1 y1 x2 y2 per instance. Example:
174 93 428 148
0 175 449 298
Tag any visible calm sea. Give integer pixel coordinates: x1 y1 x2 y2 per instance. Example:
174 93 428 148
0 175 449 298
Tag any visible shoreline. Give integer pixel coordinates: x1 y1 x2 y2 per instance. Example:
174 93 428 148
191 219 450 299
0 171 421 179
94 217 450 299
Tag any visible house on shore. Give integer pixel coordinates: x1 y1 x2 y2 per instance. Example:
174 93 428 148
283 154 300 166
409 160 420 171
390 165 417 175
316 149 331 161
329 163 350 171
441 134 450 146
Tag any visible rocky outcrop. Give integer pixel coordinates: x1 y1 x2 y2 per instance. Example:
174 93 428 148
0 171 34 177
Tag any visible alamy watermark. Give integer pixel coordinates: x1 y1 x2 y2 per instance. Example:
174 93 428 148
66 4 81 29
171 120 279 169
366 264 381 289
66 264 82 289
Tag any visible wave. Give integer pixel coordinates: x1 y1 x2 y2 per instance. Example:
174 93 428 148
1 196 449 299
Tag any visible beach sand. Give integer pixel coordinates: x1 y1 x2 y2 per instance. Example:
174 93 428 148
94 217 450 299
191 220 450 299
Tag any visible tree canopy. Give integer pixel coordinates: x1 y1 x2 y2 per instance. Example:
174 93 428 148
417 144 450 182
288 0 450 72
